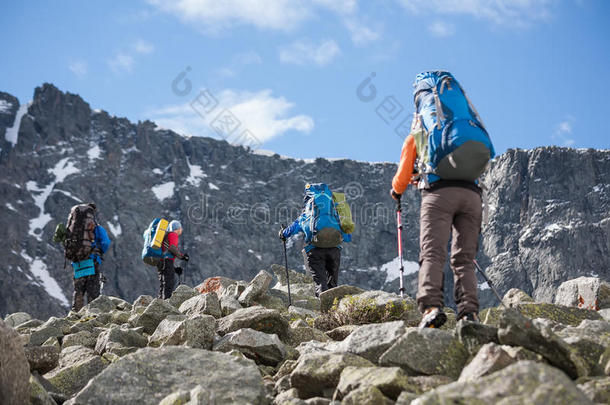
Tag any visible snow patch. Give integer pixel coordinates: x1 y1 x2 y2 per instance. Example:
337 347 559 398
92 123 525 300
478 282 490 290
52 189 83 202
6 202 17 212
186 158 207 187
152 181 175 201
20 250 69 307
208 182 220 191
152 168 163 175
0 99 13 113
88 144 102 161
252 149 276 157
107 215 122 236
381 256 419 284
248 249 263 261
5 102 30 146
27 158 80 240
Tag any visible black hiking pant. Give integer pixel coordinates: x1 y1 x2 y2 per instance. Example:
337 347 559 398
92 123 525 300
72 263 101 311
303 247 341 297
157 259 176 299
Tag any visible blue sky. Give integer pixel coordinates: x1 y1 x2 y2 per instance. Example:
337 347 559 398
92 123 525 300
1 0 608 162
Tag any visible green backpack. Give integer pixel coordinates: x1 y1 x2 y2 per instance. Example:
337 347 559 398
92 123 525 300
332 192 355 234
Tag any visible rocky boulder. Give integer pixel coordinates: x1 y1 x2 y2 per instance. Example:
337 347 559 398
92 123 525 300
239 269 273 306
319 285 364 313
94 327 148 356
412 361 594 404
148 314 215 349
178 293 222 318
213 328 288 366
4 311 33 328
24 345 60 374
334 366 410 401
71 347 266 404
379 328 469 378
554 277 610 310
0 319 30 404
458 342 542 382
166 285 199 309
337 321 406 363
44 345 107 397
133 298 180 334
217 306 289 340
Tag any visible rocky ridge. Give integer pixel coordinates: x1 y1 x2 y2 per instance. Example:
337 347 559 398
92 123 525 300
2 268 610 404
1 84 609 319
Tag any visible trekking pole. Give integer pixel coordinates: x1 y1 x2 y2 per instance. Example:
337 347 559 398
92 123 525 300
395 196 406 298
281 224 292 307
473 259 507 308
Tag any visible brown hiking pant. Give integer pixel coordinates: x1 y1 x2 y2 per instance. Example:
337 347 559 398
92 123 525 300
72 262 101 312
417 186 482 318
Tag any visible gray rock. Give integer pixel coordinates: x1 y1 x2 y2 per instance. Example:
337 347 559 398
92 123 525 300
179 293 222 318
395 391 419 404
134 298 180 334
167 285 199 309
337 321 405 363
275 359 299 380
334 366 410 400
319 285 365 313
131 295 154 314
289 305 318 319
304 397 331 405
275 374 292 393
71 347 266 404
325 325 358 341
239 269 273 306
503 288 535 307
42 336 61 348
62 330 97 349
555 319 610 376
379 328 469 378
44 345 107 397
402 375 454 395
24 345 60 374
29 373 57 405
81 295 117 314
497 308 588 379
555 277 610 310
288 326 330 347
256 292 288 311
272 264 313 286
217 306 289 340
340 386 393 405
0 318 30 404
455 320 500 356
411 360 594 405
94 326 148 355
458 342 541 382
577 376 610 404
213 327 288 366
16 318 44 331
108 296 132 311
273 388 302 404
220 294 243 316
599 308 610 322
29 324 64 347
148 314 215 349
4 311 33 328
290 352 374 399
108 309 131 325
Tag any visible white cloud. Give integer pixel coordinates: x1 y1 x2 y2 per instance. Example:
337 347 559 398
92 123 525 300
344 17 382 45
216 51 263 78
108 52 135 73
68 61 88 77
397 0 556 26
428 20 455 37
146 0 311 32
553 118 576 147
133 39 155 54
279 39 340 67
148 88 314 145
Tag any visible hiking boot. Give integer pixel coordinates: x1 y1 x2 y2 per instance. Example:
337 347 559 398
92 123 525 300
459 312 479 323
418 307 447 329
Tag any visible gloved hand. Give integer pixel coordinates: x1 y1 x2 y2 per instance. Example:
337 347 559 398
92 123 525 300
278 229 286 241
175 266 183 276
390 189 401 201
182 253 190 262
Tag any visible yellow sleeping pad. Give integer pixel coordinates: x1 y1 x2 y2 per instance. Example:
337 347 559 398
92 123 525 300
333 192 355 234
152 218 169 249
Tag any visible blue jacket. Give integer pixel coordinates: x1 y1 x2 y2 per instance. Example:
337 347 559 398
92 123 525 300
282 214 351 253
89 225 111 265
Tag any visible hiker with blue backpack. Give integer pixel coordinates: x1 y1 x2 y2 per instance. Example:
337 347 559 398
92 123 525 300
54 203 111 311
390 71 495 328
279 183 354 297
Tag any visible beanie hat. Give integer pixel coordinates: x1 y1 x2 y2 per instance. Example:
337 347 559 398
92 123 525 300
169 220 182 232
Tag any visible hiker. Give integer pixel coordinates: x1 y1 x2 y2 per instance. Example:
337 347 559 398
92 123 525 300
279 183 352 297
390 71 494 328
54 203 111 312
157 220 189 299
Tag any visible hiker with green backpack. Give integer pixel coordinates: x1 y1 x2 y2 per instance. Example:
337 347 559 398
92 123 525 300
279 183 354 297
390 71 495 328
142 219 189 299
54 203 111 311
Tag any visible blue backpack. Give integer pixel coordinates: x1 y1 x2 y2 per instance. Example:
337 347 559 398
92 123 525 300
412 71 495 185
299 183 343 248
141 218 166 266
